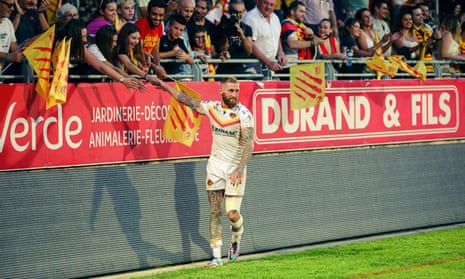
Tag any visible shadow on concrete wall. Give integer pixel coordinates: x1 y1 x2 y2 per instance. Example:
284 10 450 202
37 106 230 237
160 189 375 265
174 162 210 261
89 168 177 268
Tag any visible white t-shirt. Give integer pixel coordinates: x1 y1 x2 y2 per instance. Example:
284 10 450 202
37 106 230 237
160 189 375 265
242 7 281 60
201 100 254 165
87 44 106 62
0 18 16 54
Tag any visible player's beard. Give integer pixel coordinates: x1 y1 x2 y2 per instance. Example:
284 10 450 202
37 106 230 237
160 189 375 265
222 93 238 108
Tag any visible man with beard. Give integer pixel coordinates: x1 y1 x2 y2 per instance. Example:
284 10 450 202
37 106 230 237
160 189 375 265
188 0 217 37
154 76 254 267
136 0 168 78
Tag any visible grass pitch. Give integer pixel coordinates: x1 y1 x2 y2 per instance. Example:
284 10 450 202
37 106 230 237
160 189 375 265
129 224 465 278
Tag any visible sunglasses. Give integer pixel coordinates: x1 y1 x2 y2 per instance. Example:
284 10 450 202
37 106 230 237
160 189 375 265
0 0 14 8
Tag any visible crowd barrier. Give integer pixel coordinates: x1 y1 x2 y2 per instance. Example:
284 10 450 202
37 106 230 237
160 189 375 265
1 58 465 83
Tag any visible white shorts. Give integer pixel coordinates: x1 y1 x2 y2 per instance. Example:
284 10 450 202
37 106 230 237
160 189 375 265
206 157 247 196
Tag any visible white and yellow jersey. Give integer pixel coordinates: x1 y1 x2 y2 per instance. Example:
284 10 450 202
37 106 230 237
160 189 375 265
201 101 254 165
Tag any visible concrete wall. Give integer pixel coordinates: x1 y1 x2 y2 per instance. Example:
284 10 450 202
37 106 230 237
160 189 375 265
1 142 465 278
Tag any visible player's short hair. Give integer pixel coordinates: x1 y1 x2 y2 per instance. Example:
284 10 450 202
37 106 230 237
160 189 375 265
221 77 238 84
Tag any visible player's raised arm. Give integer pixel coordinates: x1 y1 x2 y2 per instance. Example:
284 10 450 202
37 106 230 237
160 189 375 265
154 79 207 115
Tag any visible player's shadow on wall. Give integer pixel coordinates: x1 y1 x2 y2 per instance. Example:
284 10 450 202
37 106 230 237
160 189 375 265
89 167 176 268
174 162 210 261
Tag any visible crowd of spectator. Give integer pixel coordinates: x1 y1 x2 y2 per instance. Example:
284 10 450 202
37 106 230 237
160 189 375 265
1 0 465 83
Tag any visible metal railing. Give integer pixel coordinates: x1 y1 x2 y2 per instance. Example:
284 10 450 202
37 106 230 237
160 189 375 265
1 58 464 83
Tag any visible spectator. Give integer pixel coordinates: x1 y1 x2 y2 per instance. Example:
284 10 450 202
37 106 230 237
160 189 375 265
438 14 465 73
86 0 117 39
116 23 160 83
355 7 391 57
339 17 368 75
281 0 319 62
55 19 145 90
188 0 216 37
317 18 346 60
10 0 50 46
242 0 287 76
57 3 80 26
174 0 195 50
301 0 338 38
116 0 136 31
159 14 194 79
135 0 168 78
371 0 392 55
168 0 195 76
391 7 420 60
0 0 24 78
412 4 439 72
213 0 253 77
418 2 436 29
87 25 131 79
452 2 463 22
189 25 211 76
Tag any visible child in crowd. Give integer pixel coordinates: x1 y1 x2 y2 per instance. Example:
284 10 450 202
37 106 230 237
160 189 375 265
189 25 211 76
87 0 118 39
116 0 136 31
159 14 194 80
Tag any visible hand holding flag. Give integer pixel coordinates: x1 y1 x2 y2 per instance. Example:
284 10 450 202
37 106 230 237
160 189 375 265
162 81 203 147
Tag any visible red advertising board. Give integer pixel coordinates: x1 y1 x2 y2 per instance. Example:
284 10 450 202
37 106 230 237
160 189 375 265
1 79 464 171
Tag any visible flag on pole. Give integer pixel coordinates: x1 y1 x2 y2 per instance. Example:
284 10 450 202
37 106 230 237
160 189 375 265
48 38 71 109
162 81 203 147
23 25 56 99
46 0 62 25
289 63 325 110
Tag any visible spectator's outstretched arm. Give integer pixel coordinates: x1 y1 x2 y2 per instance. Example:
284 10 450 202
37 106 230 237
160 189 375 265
84 48 146 91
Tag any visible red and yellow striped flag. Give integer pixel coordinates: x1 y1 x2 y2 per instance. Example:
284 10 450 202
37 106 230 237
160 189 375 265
290 63 325 110
162 81 203 147
23 25 56 99
46 0 62 25
366 54 398 79
388 55 425 80
48 38 71 109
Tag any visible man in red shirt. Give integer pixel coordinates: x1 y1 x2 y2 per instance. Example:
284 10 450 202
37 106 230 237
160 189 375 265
136 0 168 78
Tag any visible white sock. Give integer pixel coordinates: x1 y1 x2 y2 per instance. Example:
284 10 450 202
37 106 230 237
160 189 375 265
211 239 223 259
213 247 222 259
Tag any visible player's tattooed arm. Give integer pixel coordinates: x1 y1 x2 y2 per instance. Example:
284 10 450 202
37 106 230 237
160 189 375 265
230 126 254 186
155 79 206 114
238 126 254 170
177 92 204 113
